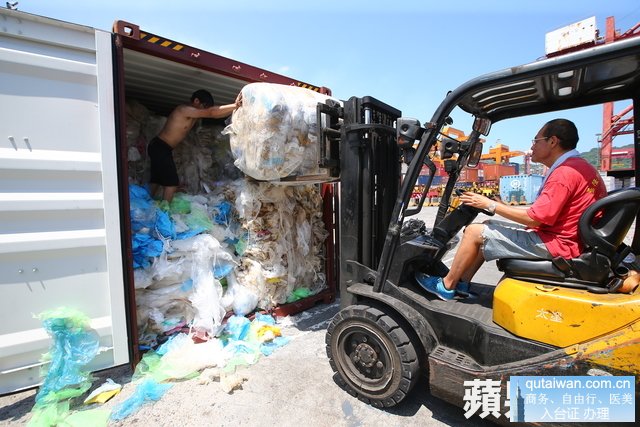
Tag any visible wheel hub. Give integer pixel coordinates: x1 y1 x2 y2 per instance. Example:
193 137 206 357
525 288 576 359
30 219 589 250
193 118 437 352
353 342 378 368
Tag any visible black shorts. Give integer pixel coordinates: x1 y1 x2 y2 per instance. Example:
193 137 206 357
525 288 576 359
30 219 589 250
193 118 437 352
148 137 179 186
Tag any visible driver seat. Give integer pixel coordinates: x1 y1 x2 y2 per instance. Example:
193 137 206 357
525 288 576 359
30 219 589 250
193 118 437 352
497 187 640 291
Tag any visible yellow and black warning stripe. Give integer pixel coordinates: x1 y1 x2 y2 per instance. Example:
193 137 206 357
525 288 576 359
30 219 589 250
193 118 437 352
297 83 321 92
139 32 184 52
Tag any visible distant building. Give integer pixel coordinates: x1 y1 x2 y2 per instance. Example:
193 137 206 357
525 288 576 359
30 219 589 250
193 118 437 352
528 162 546 176
511 380 526 422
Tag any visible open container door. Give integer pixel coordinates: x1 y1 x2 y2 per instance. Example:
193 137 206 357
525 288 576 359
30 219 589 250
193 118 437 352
0 9 129 393
112 21 337 362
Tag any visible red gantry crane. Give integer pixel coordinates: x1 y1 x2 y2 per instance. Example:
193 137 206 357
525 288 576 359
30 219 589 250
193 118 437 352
546 16 640 178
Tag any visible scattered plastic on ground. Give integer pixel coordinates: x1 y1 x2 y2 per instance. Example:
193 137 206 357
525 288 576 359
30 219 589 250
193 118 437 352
83 379 122 405
109 379 172 421
27 308 292 424
27 308 104 427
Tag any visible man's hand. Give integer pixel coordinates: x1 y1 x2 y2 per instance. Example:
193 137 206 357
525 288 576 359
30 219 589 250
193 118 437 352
235 92 243 108
460 192 492 211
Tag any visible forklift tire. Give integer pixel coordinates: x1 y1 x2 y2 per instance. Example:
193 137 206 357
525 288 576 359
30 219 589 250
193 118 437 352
326 304 420 408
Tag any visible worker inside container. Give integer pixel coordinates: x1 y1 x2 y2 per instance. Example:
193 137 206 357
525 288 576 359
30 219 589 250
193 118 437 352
416 118 606 300
148 89 243 202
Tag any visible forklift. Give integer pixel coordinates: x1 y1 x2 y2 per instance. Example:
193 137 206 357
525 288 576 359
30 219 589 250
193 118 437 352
319 32 640 425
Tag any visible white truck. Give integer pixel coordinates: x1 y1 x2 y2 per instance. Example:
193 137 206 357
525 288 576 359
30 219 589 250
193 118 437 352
0 7 335 394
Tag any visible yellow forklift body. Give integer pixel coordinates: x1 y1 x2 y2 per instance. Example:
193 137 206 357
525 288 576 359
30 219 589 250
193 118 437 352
493 278 640 347
568 320 640 375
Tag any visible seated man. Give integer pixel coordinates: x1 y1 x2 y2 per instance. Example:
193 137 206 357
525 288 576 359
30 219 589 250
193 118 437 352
416 118 607 300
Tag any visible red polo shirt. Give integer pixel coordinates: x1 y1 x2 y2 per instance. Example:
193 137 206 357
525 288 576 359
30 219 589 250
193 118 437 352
527 157 607 259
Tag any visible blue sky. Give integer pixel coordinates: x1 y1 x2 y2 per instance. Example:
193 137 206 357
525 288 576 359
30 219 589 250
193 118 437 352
19 0 640 158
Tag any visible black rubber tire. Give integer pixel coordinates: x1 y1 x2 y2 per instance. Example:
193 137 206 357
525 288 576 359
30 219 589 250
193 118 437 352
325 304 420 408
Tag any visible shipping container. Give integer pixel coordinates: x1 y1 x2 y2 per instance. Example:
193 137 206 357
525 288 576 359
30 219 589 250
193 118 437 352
417 175 444 186
482 163 517 181
499 174 544 205
601 175 616 192
459 167 480 182
0 8 336 394
508 162 520 175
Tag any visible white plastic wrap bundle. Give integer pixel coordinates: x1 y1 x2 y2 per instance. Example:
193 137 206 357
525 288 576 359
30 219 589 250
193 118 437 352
223 83 339 180
233 181 329 309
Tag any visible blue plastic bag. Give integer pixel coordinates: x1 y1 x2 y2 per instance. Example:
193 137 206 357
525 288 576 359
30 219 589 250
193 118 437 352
224 316 251 341
34 308 101 406
213 201 233 225
110 379 172 421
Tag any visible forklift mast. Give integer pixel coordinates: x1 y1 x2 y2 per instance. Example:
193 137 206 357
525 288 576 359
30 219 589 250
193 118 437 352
334 97 402 291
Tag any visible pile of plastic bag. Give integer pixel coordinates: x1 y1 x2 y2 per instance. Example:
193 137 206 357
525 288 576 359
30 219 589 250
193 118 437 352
130 181 327 346
223 82 340 180
125 92 330 347
125 100 240 193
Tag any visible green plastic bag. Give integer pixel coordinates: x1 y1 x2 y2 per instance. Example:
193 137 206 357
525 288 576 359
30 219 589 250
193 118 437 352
286 287 312 303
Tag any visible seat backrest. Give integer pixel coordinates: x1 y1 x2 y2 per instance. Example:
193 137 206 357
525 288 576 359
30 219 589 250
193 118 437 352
579 187 640 260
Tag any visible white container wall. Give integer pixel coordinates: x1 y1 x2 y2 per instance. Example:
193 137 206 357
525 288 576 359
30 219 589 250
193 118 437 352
0 10 129 393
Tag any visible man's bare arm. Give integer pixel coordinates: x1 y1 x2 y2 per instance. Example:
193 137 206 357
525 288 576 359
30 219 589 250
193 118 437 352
189 93 242 119
459 192 541 227
204 103 238 119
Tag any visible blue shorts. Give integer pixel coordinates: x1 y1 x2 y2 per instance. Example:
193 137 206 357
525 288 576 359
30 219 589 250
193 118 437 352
481 220 551 261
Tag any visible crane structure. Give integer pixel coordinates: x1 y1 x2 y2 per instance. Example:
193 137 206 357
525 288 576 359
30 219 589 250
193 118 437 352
599 16 639 174
545 16 640 176
522 150 533 175
480 143 525 164
546 16 640 176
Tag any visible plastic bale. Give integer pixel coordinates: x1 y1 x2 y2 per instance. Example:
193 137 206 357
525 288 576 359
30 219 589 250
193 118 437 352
221 272 259 316
213 201 233 225
187 235 227 337
223 82 340 180
132 233 163 269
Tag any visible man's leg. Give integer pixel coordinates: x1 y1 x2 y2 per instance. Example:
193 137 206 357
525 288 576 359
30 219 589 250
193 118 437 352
442 223 485 290
163 185 177 202
149 183 160 199
460 250 485 283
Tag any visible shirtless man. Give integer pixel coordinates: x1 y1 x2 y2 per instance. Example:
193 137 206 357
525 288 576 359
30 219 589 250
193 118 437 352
148 89 242 201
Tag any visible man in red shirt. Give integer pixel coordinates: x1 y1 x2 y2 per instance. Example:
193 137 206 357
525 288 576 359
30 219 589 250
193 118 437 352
416 119 607 300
